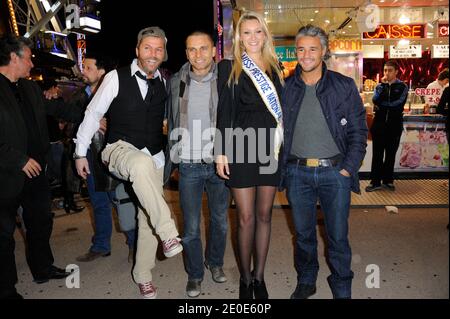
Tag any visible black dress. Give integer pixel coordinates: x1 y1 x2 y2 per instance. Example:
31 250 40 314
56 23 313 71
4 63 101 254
216 60 282 188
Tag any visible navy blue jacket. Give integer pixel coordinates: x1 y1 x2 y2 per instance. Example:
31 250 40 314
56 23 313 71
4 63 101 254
372 79 408 111
280 63 368 193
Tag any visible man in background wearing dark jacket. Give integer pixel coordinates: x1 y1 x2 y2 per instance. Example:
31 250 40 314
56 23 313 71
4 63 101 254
70 53 136 263
0 35 71 299
281 25 367 299
366 60 408 192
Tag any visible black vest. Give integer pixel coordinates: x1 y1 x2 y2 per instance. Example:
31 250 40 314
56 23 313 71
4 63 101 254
107 66 167 155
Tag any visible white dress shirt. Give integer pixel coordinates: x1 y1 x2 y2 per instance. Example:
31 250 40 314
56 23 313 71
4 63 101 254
75 59 165 167
425 80 449 105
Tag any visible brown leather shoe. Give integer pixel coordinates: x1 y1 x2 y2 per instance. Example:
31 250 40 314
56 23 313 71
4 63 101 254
76 250 111 262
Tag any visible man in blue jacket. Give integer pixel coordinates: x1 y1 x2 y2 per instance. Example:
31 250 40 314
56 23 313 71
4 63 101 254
280 25 368 299
366 60 408 192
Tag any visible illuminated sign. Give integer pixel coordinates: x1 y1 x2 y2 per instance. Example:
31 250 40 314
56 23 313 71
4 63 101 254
432 45 449 58
389 45 422 58
438 23 449 37
66 3 101 34
329 39 362 52
363 24 425 39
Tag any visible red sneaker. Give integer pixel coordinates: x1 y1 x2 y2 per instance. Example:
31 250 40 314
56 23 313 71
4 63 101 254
138 281 157 299
162 237 183 258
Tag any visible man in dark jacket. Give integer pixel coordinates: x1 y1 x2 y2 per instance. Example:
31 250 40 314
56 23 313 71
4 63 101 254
280 25 367 299
69 53 136 263
366 60 408 192
0 35 71 299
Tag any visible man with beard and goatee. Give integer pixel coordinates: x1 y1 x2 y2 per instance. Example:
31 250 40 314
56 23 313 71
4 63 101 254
73 27 182 299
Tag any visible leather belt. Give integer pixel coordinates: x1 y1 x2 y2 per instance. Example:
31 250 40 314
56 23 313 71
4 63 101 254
180 159 213 165
287 158 340 167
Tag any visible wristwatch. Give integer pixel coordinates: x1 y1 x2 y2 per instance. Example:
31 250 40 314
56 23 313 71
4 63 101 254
73 153 86 160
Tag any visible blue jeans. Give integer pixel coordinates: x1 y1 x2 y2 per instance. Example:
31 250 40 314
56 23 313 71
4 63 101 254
178 162 230 281
124 229 135 250
86 151 135 252
285 164 354 298
47 142 64 183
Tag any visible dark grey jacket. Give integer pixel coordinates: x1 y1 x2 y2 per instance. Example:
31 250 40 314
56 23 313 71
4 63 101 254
163 62 218 184
0 76 79 198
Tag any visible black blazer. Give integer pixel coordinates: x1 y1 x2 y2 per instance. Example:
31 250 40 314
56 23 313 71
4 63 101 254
0 75 78 199
215 59 283 157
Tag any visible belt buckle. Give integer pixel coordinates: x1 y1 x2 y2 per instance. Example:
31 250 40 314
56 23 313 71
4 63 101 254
306 158 319 167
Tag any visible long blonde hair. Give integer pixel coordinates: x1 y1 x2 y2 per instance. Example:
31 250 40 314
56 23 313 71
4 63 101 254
228 11 283 86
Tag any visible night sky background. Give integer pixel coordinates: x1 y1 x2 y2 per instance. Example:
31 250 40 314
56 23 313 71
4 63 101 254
79 0 215 74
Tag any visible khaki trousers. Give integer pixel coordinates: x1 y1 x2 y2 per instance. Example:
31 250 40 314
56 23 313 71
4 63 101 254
102 140 179 283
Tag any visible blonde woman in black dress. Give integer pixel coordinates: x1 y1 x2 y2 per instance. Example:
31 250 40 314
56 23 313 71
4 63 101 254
215 11 284 299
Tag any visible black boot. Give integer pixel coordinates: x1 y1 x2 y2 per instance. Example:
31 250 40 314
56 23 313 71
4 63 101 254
253 278 268 299
64 196 84 214
239 278 253 299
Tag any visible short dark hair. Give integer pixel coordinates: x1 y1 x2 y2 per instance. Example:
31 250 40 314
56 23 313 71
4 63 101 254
0 35 33 66
185 30 215 47
437 68 449 81
84 52 118 74
384 60 400 71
